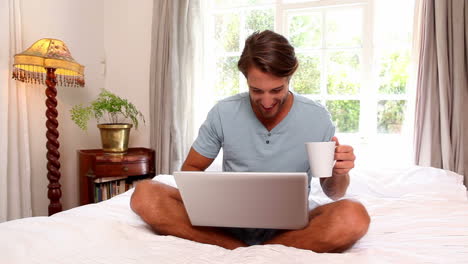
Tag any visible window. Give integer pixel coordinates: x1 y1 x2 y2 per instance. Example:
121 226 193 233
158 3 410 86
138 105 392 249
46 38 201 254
198 0 415 168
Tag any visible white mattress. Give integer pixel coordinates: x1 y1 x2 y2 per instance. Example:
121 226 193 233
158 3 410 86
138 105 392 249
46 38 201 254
1 166 468 264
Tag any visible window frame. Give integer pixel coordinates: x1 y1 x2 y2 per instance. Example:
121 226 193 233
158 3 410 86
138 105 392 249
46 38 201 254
199 0 415 167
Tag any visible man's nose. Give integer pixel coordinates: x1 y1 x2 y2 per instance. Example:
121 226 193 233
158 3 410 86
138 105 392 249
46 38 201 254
261 94 274 108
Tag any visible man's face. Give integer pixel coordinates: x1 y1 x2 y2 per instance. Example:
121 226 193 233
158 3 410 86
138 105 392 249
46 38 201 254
247 67 290 119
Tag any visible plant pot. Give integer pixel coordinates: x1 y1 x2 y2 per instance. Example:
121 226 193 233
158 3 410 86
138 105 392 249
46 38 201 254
97 123 133 153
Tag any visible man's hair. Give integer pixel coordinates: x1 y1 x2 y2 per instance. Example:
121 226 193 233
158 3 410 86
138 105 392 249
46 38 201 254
238 30 298 79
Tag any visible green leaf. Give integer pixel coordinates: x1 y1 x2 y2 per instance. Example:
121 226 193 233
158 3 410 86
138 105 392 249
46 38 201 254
70 89 145 131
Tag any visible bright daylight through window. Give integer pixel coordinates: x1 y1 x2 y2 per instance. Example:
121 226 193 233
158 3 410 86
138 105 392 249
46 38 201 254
198 0 416 168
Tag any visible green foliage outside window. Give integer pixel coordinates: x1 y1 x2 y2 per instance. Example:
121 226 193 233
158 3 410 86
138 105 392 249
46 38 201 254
326 100 360 133
378 50 410 94
292 54 320 94
289 14 322 48
326 9 362 48
377 100 407 133
215 13 240 52
246 9 274 35
213 8 273 101
327 51 360 95
215 56 240 99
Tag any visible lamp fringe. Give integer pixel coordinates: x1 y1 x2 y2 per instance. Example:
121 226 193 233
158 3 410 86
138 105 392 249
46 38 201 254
12 66 85 87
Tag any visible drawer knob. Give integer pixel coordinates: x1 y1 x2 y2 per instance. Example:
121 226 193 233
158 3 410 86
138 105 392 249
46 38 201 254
123 166 129 172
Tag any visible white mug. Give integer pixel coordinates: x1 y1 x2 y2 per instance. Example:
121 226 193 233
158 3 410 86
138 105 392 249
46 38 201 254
305 141 336 178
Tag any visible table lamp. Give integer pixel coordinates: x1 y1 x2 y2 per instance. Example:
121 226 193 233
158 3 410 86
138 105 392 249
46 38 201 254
12 38 85 216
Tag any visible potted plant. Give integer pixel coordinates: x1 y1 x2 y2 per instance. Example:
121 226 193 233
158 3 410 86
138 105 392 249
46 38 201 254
70 89 145 153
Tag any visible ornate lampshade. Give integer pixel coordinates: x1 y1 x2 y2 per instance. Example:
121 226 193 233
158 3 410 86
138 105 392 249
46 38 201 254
12 38 85 87
11 38 85 216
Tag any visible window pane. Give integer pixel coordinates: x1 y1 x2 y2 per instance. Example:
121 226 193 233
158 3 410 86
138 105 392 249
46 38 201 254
377 49 410 94
377 100 407 134
288 13 322 49
293 54 321 94
215 56 240 99
326 8 362 48
326 100 360 133
374 0 414 46
245 8 274 36
214 0 274 8
327 51 360 95
215 13 240 52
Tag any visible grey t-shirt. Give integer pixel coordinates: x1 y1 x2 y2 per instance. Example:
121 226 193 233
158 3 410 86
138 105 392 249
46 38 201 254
192 92 335 186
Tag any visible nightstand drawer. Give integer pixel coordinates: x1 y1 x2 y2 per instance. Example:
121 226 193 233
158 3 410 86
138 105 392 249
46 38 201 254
94 162 149 177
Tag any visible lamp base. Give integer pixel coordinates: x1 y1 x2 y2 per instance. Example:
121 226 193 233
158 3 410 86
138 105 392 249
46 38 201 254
45 68 62 216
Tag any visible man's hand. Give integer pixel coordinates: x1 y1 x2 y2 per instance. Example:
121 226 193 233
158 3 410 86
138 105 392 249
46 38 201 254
320 136 355 200
331 136 355 177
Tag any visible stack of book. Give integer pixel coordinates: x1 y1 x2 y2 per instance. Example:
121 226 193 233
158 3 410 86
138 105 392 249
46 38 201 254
93 175 150 203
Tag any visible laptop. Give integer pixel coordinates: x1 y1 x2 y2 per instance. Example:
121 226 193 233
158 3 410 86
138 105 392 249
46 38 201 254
173 171 309 230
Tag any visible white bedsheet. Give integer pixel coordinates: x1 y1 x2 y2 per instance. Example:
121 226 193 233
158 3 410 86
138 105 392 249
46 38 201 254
1 166 467 264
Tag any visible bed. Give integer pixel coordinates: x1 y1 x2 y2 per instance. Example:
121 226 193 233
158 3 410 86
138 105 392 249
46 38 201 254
1 166 468 264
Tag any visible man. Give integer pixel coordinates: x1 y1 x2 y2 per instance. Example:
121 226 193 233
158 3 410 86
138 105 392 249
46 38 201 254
131 30 370 252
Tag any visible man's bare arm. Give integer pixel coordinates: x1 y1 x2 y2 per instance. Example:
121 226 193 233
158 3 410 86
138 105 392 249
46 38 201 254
320 173 350 200
181 147 215 171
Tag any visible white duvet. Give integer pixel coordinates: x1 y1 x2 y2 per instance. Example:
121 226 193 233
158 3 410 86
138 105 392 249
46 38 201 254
1 166 468 264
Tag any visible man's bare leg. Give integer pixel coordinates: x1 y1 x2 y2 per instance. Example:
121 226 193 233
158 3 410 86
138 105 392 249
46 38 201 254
130 180 247 250
264 199 370 252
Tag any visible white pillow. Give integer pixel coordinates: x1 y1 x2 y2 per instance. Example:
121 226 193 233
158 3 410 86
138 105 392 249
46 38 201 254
345 166 467 201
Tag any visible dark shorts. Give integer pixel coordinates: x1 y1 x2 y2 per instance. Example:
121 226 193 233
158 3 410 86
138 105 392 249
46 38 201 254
222 227 279 246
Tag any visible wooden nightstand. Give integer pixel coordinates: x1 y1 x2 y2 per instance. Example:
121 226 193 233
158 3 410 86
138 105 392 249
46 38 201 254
78 147 155 205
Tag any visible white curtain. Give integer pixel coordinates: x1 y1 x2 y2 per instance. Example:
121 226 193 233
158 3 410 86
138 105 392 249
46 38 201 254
0 0 32 222
149 0 203 174
413 0 468 185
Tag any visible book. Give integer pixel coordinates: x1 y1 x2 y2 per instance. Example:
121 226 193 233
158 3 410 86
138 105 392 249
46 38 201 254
93 174 152 202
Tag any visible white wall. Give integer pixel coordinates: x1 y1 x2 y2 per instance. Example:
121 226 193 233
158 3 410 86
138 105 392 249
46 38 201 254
20 0 153 216
103 0 153 147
